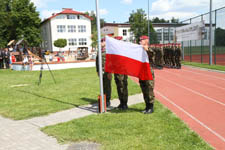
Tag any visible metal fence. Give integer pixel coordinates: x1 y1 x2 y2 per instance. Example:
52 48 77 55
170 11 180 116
180 6 225 66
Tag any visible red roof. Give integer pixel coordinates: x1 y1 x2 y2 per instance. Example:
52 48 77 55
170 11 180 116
42 8 93 24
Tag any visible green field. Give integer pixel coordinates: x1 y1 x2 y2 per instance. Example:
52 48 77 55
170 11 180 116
183 46 225 55
0 68 141 120
42 102 212 150
182 61 225 71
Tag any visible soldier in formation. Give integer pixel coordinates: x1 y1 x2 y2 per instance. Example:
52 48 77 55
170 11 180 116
114 36 128 110
139 35 155 114
96 37 112 107
152 43 182 69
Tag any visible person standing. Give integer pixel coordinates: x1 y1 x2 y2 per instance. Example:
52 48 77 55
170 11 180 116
0 49 4 69
139 35 155 114
4 48 10 69
96 37 112 107
175 44 182 69
114 36 129 110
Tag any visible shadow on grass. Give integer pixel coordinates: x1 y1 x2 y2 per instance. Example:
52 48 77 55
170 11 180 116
17 90 80 107
80 97 97 103
16 90 100 113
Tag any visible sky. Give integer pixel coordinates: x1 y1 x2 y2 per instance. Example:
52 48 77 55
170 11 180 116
31 0 225 23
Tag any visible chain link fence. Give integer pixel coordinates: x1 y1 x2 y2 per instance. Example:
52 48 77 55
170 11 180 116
181 6 225 65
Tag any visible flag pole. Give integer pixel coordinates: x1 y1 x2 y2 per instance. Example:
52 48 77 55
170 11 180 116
96 0 105 113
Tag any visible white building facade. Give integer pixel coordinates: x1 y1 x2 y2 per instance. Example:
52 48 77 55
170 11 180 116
41 8 92 53
101 23 134 42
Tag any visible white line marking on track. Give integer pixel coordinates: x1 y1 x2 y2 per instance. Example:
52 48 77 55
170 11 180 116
183 68 225 81
162 70 225 91
155 90 225 143
158 77 225 107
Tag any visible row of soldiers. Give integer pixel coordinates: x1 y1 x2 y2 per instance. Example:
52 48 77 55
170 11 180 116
150 43 182 69
0 48 10 69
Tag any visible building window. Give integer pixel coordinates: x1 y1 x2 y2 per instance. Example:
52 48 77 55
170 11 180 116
79 38 87 45
78 25 86 33
57 25 66 32
56 15 66 19
77 15 80 19
67 15 76 19
164 32 169 41
68 25 76 32
157 32 162 41
123 29 127 36
68 38 77 46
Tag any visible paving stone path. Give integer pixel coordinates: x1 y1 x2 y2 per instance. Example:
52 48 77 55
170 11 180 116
0 94 144 150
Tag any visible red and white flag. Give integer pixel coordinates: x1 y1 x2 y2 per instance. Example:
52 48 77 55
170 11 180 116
105 36 153 80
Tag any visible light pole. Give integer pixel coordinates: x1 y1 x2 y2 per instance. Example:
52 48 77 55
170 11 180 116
148 0 150 44
209 0 213 65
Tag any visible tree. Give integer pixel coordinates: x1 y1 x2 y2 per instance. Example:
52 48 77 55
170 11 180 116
151 17 169 23
0 0 41 47
54 39 67 50
0 0 12 47
86 11 106 49
170 17 179 23
129 9 158 44
215 28 225 46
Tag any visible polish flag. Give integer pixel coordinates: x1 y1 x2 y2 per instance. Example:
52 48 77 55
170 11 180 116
105 36 153 80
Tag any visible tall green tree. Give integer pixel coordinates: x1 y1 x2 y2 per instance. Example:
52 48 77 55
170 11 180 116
0 0 41 47
129 9 158 44
0 0 11 48
215 28 225 46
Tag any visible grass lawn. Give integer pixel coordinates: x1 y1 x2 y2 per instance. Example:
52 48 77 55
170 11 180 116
182 61 225 71
42 102 212 150
0 67 141 120
183 46 225 55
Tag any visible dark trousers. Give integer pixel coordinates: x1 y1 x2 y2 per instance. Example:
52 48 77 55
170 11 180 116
114 74 128 105
139 80 155 105
5 59 10 69
0 59 3 69
103 73 112 102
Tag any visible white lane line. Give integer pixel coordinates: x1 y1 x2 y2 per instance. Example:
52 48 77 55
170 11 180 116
162 70 225 91
182 68 225 81
155 90 225 143
157 76 225 107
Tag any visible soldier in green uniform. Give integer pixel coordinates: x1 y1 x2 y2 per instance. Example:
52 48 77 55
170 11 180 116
175 43 182 69
96 38 112 107
114 36 128 110
139 35 155 114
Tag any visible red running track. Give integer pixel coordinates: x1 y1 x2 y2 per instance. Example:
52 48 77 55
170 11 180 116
131 66 225 149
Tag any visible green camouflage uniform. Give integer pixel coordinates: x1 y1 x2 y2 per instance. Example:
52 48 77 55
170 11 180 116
96 48 112 103
175 47 181 68
139 48 155 106
114 74 128 106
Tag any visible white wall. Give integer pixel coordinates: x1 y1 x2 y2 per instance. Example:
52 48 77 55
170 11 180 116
101 26 115 35
41 14 92 53
118 27 133 41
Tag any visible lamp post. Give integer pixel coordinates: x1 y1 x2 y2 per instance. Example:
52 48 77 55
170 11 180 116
209 0 213 65
148 0 150 44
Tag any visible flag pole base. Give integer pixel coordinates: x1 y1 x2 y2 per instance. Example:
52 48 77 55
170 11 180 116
98 94 106 113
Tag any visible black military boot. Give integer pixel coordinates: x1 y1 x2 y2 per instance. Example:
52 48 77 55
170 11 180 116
122 103 128 110
117 103 123 109
142 103 154 114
